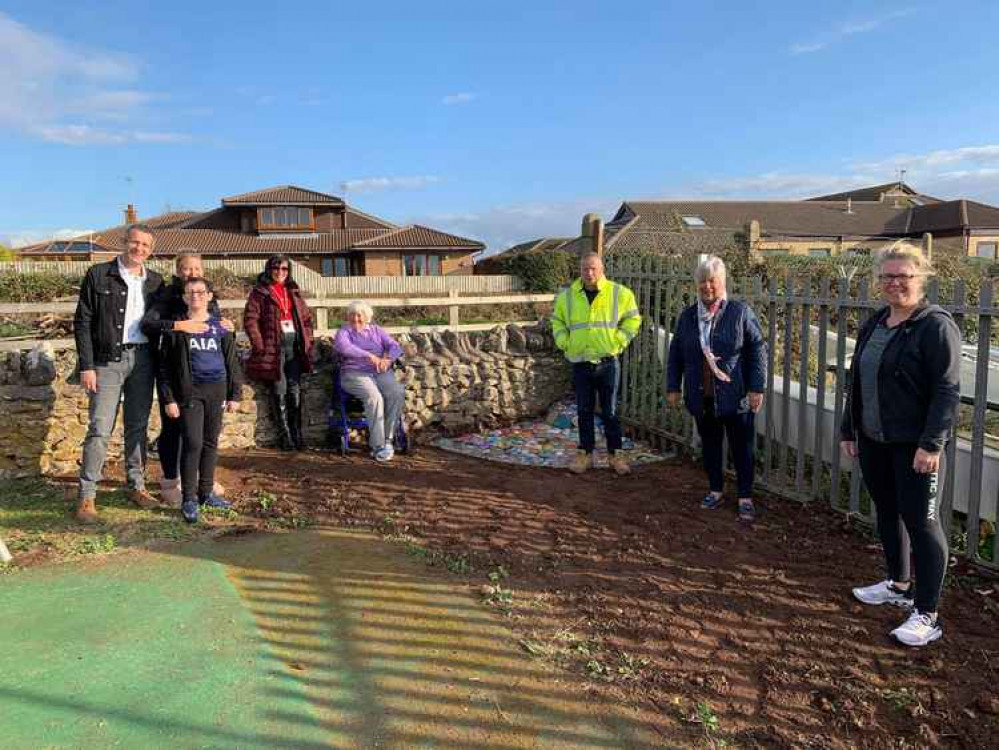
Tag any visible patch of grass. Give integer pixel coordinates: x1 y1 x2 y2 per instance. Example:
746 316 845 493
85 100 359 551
0 321 35 337
401 540 474 575
0 477 247 567
254 490 277 513
880 686 927 717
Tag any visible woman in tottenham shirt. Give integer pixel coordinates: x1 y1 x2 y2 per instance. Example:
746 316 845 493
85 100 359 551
157 277 241 523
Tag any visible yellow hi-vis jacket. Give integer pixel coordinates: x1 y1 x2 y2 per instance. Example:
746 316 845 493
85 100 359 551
551 277 642 363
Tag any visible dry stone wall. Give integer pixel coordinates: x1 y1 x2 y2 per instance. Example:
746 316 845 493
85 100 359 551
0 324 570 479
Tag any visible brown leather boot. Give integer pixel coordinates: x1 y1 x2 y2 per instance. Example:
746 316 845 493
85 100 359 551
129 488 158 509
76 496 99 524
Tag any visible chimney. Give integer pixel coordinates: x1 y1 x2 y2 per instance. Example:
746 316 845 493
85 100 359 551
845 197 853 214
581 213 604 257
125 204 138 225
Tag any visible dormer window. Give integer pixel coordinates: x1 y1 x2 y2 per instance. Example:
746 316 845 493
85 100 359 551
257 206 314 231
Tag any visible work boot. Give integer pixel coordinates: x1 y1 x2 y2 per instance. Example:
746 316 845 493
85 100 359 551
569 450 593 474
129 488 158 509
609 453 631 476
286 391 305 451
270 392 294 451
159 477 182 506
76 496 99 524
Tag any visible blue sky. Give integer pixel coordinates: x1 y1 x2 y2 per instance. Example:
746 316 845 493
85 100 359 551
2 1 999 252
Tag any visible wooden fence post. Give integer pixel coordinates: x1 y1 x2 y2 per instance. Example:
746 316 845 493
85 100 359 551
448 289 460 328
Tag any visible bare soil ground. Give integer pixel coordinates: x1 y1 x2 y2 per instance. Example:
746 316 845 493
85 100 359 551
205 446 999 750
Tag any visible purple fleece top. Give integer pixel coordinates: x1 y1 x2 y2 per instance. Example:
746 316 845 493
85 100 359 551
334 323 404 375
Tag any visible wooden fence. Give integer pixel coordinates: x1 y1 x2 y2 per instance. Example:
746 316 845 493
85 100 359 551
607 253 999 572
0 260 523 297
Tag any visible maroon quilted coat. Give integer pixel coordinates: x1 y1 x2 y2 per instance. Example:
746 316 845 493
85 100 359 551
243 280 315 383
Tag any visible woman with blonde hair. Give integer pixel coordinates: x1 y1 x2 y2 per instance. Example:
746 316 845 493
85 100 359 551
841 242 961 646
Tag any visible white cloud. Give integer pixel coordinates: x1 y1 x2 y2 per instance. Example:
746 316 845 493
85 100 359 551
682 144 999 206
415 198 618 254
790 8 915 55
341 176 442 193
31 124 190 145
442 92 477 105
0 227 96 249
0 12 187 145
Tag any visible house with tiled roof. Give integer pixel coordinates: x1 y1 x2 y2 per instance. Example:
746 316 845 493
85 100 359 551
480 182 999 264
17 185 485 276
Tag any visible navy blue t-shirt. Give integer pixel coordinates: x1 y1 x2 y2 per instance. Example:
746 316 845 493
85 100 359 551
189 318 227 384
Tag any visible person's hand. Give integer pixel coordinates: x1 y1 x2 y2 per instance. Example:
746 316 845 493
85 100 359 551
175 319 209 334
666 391 681 408
378 357 392 373
81 370 98 393
165 403 181 419
840 440 858 458
220 318 236 332
224 401 239 413
748 392 764 413
913 447 940 474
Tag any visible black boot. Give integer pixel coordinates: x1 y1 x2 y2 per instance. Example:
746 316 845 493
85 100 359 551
269 392 294 452
286 391 305 451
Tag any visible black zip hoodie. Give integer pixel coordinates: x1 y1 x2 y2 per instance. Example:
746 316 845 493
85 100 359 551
840 303 961 452
157 311 241 407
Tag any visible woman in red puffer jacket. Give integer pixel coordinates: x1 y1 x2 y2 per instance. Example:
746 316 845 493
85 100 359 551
243 255 315 450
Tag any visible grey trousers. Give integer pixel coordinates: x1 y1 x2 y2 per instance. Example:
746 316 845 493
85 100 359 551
79 347 155 499
340 370 405 450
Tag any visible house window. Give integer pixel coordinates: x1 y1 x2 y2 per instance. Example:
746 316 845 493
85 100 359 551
809 248 832 257
403 254 443 276
976 241 997 260
681 215 706 227
257 206 313 230
321 257 352 277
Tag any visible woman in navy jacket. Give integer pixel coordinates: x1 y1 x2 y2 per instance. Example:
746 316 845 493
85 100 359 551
666 256 767 522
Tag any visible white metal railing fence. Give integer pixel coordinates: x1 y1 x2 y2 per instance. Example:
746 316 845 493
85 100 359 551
607 252 999 573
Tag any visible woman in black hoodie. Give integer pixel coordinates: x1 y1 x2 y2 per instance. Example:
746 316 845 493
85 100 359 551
142 253 231 504
840 242 961 647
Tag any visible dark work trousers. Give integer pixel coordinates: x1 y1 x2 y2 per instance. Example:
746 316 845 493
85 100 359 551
157 398 182 480
179 380 226 501
572 358 622 454
694 400 756 498
272 332 302 399
857 436 948 613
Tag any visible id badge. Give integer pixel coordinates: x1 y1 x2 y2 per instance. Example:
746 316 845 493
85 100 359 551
280 319 295 334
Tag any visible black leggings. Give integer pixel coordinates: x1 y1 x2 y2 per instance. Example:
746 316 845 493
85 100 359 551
157 397 182 480
858 436 948 612
180 381 226 501
694 403 755 498
272 332 302 399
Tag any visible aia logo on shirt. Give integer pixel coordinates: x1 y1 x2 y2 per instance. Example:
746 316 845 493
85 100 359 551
190 323 219 352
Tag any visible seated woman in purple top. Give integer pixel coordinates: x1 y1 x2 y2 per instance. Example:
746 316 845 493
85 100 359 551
334 300 406 462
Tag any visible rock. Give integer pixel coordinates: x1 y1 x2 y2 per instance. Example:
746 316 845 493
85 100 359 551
24 342 58 385
977 693 999 715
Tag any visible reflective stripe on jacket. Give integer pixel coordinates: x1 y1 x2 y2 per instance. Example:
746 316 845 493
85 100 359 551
551 277 641 363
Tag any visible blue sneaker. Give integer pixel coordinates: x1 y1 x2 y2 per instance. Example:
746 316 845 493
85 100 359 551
701 493 724 510
738 499 757 523
199 493 231 510
181 498 199 524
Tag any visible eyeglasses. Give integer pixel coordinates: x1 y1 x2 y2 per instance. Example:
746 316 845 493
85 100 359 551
272 265 290 271
186 290 209 297
879 273 919 282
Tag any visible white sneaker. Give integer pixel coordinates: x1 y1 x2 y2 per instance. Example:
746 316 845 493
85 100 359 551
891 610 942 647
374 444 394 462
852 580 914 608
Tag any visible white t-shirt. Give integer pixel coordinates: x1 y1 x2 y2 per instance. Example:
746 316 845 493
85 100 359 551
117 257 149 344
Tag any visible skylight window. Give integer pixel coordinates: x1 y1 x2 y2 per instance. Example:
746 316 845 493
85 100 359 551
681 215 706 227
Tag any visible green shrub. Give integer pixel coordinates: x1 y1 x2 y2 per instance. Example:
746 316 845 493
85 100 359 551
0 272 83 302
495 250 578 292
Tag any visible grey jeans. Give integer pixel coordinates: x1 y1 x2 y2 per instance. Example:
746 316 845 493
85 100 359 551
340 370 405 450
79 347 155 499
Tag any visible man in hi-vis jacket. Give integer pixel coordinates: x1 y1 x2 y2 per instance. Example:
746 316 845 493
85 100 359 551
551 253 641 475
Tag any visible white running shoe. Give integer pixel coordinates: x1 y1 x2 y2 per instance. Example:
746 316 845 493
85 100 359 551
891 610 943 647
852 580 914 608
374 444 395 462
